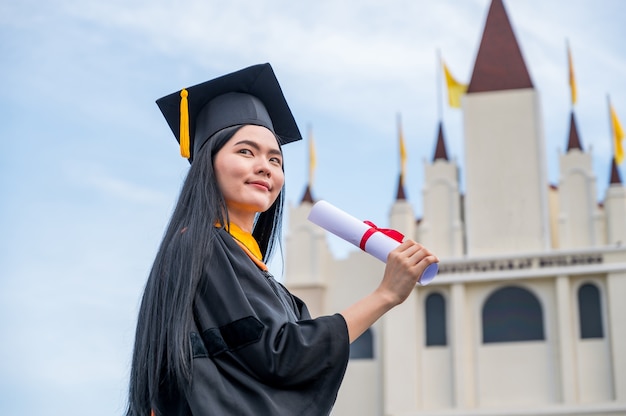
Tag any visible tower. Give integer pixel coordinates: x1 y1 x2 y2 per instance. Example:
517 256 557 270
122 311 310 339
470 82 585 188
557 112 604 248
418 122 464 258
605 159 626 245
462 0 550 255
284 186 330 318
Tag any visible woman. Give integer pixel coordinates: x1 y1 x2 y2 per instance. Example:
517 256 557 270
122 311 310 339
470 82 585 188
126 63 438 416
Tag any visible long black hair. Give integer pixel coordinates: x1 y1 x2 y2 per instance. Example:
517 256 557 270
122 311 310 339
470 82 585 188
126 125 285 416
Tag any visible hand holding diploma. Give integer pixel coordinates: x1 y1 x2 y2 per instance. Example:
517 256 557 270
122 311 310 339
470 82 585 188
308 200 439 285
311 200 440 343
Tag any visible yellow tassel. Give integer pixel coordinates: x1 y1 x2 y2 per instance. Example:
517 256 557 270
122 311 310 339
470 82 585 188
179 89 190 158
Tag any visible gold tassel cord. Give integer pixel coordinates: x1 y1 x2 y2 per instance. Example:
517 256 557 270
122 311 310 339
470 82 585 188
179 89 191 158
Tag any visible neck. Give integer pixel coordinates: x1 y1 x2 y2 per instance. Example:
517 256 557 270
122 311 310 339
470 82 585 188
225 211 255 234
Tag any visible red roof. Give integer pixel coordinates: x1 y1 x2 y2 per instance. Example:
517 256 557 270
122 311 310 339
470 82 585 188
396 173 407 201
610 158 623 185
468 0 533 93
300 184 315 204
567 111 583 151
433 121 449 162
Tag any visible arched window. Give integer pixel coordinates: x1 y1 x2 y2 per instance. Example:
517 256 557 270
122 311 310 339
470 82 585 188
482 286 544 343
578 283 604 339
425 293 447 346
350 328 373 359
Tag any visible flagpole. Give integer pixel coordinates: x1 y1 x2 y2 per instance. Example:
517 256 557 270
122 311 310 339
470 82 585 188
397 112 404 185
606 94 617 152
608 94 620 178
307 123 313 187
436 48 443 122
567 39 570 110
567 38 578 109
608 94 619 167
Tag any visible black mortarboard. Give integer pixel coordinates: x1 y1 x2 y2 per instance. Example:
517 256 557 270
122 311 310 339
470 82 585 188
156 63 302 161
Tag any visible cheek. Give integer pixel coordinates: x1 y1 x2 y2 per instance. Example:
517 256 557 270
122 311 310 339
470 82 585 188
213 158 234 196
274 170 285 191
215 172 228 196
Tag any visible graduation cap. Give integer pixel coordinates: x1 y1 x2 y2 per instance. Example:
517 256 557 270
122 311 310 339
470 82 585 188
156 63 302 161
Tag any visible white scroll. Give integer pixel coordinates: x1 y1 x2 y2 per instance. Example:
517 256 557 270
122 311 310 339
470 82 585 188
307 200 438 285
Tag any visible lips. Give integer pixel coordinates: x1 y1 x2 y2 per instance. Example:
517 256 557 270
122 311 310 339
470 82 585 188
248 180 270 191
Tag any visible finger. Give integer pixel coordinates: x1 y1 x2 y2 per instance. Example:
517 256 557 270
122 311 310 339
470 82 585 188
395 240 423 256
404 244 433 263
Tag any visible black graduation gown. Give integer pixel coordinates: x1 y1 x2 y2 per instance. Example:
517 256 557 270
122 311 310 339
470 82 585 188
164 228 350 415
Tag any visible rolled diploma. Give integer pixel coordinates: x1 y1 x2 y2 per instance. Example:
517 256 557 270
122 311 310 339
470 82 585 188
307 200 438 285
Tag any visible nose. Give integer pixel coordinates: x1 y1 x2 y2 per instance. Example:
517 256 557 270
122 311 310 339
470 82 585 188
256 159 272 176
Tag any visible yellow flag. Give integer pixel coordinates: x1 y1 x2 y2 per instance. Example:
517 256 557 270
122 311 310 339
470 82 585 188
567 44 577 105
308 128 317 185
443 61 467 108
398 119 407 184
611 103 625 164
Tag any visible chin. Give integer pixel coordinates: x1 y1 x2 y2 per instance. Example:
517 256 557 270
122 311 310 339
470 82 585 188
249 201 274 213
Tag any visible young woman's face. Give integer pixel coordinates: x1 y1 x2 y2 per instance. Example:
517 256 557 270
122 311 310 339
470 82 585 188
214 125 284 226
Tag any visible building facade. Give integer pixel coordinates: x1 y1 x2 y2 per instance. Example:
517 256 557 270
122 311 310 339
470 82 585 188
285 1 626 415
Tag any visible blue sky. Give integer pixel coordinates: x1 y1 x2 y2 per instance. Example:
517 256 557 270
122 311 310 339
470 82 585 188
1 0 625 414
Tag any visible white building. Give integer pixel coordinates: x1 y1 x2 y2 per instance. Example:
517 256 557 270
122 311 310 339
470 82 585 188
285 0 626 415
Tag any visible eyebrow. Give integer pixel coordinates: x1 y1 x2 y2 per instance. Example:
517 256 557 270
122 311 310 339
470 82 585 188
234 139 282 156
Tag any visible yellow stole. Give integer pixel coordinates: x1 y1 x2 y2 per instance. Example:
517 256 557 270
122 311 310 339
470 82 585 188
224 222 268 271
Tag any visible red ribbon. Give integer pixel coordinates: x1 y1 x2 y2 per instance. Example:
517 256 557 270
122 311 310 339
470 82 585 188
359 220 405 251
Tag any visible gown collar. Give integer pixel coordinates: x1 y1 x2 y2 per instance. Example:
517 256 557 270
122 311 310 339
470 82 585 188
224 222 268 271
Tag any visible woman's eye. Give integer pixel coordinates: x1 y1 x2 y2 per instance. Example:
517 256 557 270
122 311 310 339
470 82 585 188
238 148 253 155
270 157 283 166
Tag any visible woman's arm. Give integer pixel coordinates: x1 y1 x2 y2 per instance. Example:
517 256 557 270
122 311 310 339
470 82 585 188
340 240 438 343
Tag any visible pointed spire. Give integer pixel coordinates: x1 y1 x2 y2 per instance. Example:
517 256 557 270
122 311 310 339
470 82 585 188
395 173 406 200
467 0 533 93
433 121 449 162
300 184 315 204
610 158 623 185
566 111 583 152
